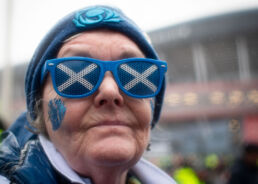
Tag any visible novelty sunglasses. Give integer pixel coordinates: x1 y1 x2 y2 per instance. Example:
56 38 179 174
41 57 167 98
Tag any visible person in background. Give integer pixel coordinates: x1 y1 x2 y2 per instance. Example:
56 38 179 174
0 5 176 184
227 143 258 184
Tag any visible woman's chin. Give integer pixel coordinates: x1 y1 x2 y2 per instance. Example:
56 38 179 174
87 136 140 167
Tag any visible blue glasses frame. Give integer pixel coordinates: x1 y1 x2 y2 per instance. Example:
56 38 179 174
41 57 167 98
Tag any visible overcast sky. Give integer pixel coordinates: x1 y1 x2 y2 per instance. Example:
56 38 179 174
1 0 258 68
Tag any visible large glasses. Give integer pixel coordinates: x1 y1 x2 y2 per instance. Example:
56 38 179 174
41 57 167 98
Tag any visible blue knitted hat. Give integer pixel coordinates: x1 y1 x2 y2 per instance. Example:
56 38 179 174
25 5 166 128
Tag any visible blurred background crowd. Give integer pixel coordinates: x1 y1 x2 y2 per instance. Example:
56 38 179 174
1 0 258 183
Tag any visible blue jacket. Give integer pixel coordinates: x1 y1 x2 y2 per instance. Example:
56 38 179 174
0 112 72 183
0 131 72 184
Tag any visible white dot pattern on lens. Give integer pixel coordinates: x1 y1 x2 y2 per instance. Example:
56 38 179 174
120 64 158 92
57 63 97 92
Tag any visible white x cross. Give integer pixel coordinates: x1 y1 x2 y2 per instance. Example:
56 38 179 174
57 63 97 92
120 64 158 92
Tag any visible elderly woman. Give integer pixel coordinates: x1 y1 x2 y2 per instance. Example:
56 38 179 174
0 5 176 184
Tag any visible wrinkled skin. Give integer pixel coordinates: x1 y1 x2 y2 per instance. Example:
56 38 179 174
42 30 152 184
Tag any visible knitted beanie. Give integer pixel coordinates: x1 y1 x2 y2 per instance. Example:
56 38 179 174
25 5 166 128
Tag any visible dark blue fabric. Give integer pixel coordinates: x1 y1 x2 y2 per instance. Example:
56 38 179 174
0 113 69 183
0 131 71 184
7 112 36 147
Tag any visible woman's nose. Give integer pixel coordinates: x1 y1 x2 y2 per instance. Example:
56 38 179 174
94 72 124 107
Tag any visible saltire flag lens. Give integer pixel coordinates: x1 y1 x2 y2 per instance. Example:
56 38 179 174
42 57 167 98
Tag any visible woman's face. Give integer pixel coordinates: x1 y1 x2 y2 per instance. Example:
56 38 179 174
42 30 152 175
